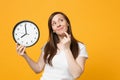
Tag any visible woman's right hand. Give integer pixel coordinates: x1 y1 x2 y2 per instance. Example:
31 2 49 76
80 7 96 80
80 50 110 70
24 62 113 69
16 43 26 56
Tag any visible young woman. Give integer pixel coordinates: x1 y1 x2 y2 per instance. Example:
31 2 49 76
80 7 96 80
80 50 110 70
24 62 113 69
16 12 88 80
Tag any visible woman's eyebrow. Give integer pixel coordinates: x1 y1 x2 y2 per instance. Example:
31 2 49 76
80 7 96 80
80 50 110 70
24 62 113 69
52 17 64 23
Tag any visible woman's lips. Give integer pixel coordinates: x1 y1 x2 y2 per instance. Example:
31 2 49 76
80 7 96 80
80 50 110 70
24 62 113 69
57 26 64 31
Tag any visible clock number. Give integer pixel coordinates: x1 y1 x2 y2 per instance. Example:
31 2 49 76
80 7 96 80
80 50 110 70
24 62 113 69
26 42 28 44
17 28 19 30
17 38 20 40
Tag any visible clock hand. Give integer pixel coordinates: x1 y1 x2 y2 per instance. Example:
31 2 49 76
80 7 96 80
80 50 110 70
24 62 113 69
20 23 27 38
25 23 27 34
25 24 30 35
21 33 26 38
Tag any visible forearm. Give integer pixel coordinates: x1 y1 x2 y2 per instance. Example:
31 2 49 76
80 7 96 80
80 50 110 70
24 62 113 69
22 54 41 73
64 49 83 78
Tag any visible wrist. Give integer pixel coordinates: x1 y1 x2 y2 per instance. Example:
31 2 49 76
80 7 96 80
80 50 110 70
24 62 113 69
22 52 27 57
64 48 71 53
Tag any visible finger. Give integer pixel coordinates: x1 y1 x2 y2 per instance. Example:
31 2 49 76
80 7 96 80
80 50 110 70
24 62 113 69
61 37 67 44
19 45 25 52
16 45 21 51
20 46 26 55
64 32 70 38
16 44 23 50
17 45 25 53
16 43 20 48
18 46 26 55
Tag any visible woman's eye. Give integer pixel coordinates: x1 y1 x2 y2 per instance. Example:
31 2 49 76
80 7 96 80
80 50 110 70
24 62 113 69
52 22 56 26
60 19 63 21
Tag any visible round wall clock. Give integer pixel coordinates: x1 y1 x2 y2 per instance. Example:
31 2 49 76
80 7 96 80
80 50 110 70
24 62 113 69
12 20 40 47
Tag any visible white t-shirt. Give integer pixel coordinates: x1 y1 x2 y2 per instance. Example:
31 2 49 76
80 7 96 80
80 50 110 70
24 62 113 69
40 42 88 80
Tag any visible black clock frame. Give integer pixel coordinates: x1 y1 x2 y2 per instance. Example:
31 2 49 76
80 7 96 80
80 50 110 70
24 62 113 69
12 20 40 47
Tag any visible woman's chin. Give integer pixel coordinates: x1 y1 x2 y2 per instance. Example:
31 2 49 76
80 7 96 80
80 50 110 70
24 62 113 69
57 32 66 36
56 29 67 36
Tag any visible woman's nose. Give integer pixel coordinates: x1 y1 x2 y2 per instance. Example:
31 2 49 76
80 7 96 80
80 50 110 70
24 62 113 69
56 23 61 28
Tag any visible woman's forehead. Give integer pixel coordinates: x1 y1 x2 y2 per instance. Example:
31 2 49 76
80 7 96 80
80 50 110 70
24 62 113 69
52 14 65 21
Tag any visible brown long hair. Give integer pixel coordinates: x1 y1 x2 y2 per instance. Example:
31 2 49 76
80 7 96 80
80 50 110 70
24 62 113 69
44 12 79 66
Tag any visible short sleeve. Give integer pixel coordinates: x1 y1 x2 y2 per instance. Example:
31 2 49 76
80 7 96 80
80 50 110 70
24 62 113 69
78 42 88 58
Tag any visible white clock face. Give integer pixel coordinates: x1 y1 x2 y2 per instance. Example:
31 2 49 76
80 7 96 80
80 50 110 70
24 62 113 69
13 21 40 47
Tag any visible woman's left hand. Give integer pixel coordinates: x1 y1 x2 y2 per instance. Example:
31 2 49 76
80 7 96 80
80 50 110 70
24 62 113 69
59 32 71 50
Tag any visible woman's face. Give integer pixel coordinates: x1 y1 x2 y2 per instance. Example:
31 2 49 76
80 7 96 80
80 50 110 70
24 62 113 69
51 14 68 36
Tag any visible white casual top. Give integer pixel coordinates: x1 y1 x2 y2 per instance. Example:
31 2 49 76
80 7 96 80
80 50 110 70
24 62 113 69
40 42 88 80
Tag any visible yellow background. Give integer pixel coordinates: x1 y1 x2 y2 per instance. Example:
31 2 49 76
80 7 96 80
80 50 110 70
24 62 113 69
0 0 120 80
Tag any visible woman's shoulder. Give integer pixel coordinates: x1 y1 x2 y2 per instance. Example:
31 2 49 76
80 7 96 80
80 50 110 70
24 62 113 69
77 41 88 58
77 41 86 49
